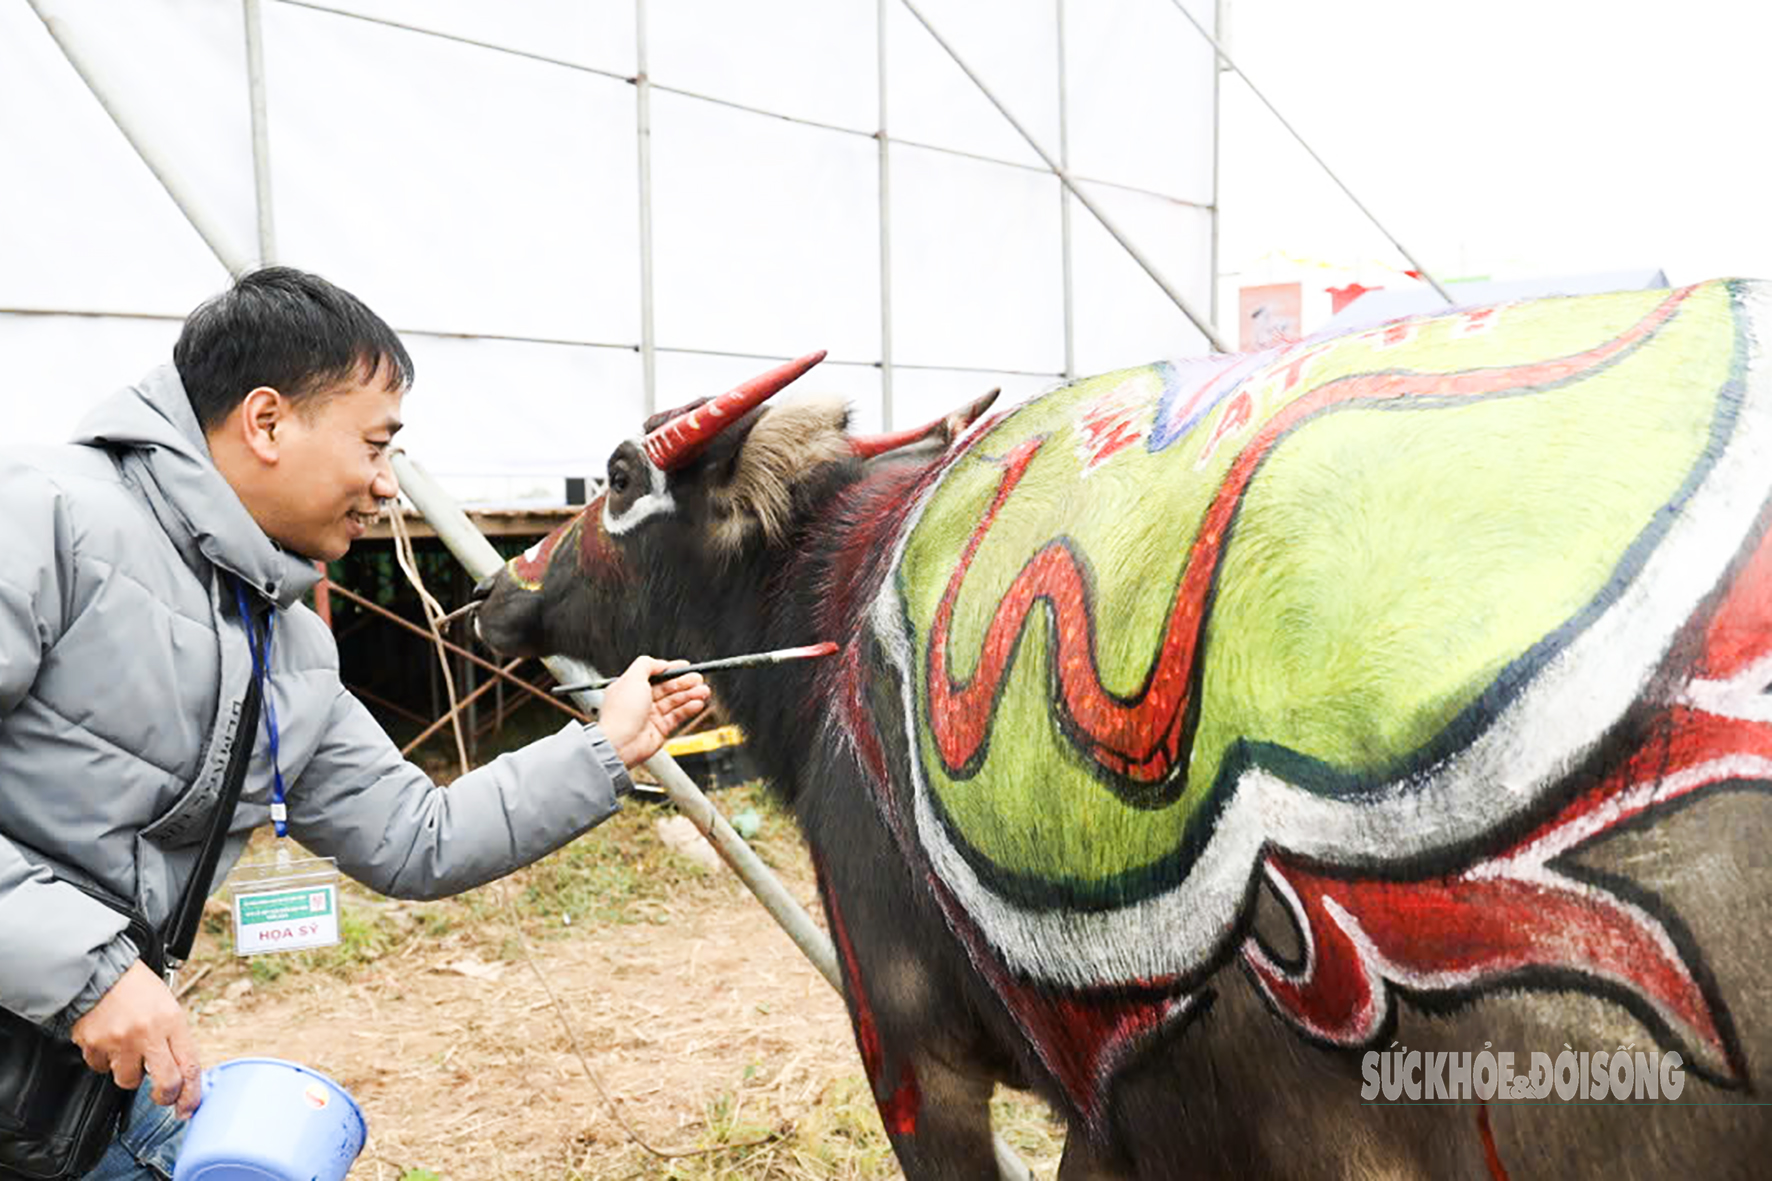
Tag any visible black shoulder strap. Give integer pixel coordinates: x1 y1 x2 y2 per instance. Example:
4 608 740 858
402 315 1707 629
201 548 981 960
164 672 264 966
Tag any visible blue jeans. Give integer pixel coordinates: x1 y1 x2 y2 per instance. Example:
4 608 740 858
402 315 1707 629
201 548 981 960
81 1082 183 1181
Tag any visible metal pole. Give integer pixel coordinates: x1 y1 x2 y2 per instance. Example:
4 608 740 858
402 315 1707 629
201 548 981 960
899 0 1229 353
26 0 251 277
1209 0 1223 329
1162 0 1452 304
390 451 1032 1180
243 0 277 267
635 0 659 415
877 0 896 428
1056 0 1075 380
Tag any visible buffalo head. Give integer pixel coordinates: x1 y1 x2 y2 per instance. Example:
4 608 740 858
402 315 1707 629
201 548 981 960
471 351 996 674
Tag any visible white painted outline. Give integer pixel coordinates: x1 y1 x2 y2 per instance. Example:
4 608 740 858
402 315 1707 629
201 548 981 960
602 448 675 535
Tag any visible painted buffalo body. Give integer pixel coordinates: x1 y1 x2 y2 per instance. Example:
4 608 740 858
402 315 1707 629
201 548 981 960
475 281 1772 1178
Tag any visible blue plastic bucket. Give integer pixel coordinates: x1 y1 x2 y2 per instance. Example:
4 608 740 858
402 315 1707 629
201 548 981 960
173 1058 367 1181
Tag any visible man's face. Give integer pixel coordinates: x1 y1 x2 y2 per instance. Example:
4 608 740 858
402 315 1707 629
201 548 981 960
263 375 404 562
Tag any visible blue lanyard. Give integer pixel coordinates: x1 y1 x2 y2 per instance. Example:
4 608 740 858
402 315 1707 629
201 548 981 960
233 578 288 838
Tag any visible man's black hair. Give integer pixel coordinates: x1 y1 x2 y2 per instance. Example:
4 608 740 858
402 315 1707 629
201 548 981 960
174 266 415 431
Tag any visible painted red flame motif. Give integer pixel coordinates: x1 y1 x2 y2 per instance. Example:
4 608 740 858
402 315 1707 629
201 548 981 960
506 519 576 590
504 495 629 593
927 286 1697 785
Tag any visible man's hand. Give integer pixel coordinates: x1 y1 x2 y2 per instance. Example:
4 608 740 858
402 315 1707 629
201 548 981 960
69 961 202 1118
599 656 712 767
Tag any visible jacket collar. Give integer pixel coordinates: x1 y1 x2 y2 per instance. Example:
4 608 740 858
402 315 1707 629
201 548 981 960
71 364 320 610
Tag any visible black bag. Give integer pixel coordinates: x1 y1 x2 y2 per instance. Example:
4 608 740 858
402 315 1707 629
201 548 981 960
0 904 165 1180
0 675 261 1179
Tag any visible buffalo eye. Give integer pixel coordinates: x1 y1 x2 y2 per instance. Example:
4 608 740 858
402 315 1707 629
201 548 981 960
605 445 650 516
608 451 635 498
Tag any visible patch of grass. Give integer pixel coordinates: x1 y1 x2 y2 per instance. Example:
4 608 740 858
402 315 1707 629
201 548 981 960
780 1076 902 1179
618 1070 899 1181
410 907 454 937
245 956 285 986
517 837 648 928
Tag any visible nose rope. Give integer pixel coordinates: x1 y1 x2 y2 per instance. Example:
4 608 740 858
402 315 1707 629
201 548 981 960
430 599 481 630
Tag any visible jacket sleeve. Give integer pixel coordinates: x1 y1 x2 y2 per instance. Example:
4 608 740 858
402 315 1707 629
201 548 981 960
286 683 632 900
0 459 140 1029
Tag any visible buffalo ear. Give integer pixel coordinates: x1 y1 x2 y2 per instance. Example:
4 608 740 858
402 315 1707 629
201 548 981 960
707 395 853 554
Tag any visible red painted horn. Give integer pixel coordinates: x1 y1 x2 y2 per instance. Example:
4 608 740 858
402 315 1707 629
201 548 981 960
851 421 944 459
641 350 828 470
850 388 1001 458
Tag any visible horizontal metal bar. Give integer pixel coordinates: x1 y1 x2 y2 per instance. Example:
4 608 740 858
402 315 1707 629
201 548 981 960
0 305 639 349
0 306 1068 383
0 307 184 322
359 507 582 542
889 134 1212 211
649 80 868 140
270 0 631 83
391 326 639 350
890 360 1064 379
650 342 880 367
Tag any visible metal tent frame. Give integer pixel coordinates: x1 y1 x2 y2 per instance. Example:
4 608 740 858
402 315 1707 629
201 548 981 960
22 0 1447 423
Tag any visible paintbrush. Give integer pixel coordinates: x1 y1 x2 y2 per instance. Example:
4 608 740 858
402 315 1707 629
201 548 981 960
549 641 841 695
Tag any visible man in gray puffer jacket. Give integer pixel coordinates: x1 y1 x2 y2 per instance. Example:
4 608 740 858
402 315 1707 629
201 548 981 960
0 267 710 1179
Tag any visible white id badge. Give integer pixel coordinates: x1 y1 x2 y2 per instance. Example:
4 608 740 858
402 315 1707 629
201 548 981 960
229 855 341 955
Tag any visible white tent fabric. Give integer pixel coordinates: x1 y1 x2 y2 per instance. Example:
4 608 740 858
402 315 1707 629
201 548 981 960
2 0 1218 503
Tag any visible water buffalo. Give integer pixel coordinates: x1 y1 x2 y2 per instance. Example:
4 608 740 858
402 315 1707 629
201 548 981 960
472 280 1772 1178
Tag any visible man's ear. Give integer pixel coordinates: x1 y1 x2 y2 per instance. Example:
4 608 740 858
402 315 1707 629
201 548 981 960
240 386 285 463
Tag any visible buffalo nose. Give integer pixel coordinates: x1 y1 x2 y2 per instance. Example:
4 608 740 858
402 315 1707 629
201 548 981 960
471 572 498 602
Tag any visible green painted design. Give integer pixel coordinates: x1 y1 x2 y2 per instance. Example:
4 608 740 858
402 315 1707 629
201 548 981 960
893 283 1738 896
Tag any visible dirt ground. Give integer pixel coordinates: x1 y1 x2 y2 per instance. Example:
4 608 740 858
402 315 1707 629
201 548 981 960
177 792 1066 1180
199 898 854 1177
